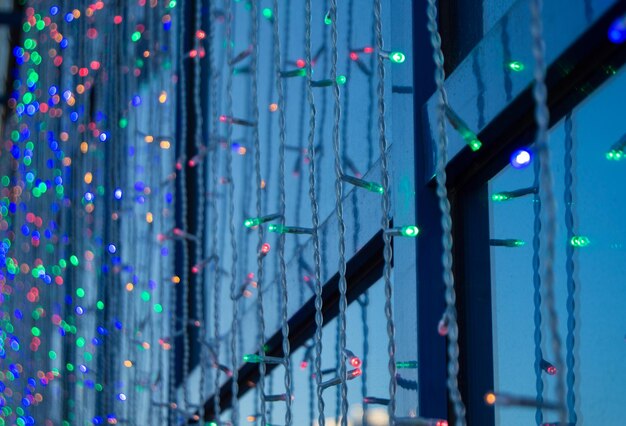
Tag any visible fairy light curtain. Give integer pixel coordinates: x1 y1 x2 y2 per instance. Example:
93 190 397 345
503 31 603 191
1 0 178 424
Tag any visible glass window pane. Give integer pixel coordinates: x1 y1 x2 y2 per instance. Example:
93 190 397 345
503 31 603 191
235 276 393 426
488 69 626 425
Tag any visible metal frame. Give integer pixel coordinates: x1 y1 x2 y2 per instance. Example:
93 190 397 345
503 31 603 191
420 1 626 424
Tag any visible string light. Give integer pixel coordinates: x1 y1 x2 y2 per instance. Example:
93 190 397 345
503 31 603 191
243 354 285 364
244 213 282 228
484 392 560 410
319 368 361 391
506 60 525 72
491 186 537 201
444 105 482 151
385 225 420 237
219 115 256 126
540 359 558 375
569 236 590 247
396 361 418 369
311 75 347 87
268 224 314 234
605 133 625 160
511 148 533 168
608 13 626 43
379 50 406 64
341 175 384 193
489 239 526 247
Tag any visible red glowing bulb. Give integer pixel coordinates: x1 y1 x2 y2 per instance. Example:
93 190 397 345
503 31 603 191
349 52 358 61
349 356 362 368
546 366 557 375
300 361 308 370
363 46 374 54
296 58 306 68
261 243 271 254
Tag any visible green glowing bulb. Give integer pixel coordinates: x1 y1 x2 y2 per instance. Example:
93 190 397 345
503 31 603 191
168 0 177 8
66 363 74 371
76 337 85 348
268 224 284 233
76 288 85 298
606 149 624 161
469 138 482 151
262 8 273 20
48 351 57 360
396 361 418 368
336 75 347 85
390 51 406 64
96 300 105 310
570 236 590 247
401 226 419 237
324 12 332 25
70 255 79 266
131 31 141 42
153 303 163 313
507 61 525 72
243 354 264 363
244 217 261 228
141 291 151 302
491 193 510 202
31 327 41 337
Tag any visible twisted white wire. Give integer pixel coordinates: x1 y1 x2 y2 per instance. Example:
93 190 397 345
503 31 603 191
530 0 566 422
425 1 466 424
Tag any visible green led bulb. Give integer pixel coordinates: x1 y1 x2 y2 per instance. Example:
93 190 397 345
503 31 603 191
506 61 525 72
244 218 262 228
390 51 406 64
131 31 141 42
469 138 482 152
243 354 263 363
606 149 624 161
262 8 273 20
401 226 419 237
324 11 332 25
342 175 383 194
336 75 347 85
489 239 525 247
244 213 281 228
491 193 511 202
570 236 590 247
396 361 418 369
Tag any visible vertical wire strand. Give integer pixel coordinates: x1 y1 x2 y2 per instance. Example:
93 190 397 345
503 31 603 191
250 1 267 424
224 0 239 423
305 0 325 424
209 0 223 419
373 0 397 423
563 113 577 424
193 0 207 417
328 0 349 424
532 142 545 425
425 1 466 424
530 1 567 422
271 0 293 423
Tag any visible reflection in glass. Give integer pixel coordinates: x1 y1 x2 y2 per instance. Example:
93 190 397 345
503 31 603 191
489 69 626 425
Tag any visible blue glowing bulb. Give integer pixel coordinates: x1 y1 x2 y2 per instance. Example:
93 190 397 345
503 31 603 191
117 393 127 401
608 14 626 44
114 188 123 200
132 95 142 106
107 244 117 254
511 148 532 169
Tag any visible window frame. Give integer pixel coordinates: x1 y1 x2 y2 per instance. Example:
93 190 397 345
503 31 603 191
420 0 626 424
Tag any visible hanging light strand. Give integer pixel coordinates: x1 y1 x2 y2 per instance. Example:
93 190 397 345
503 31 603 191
272 0 293 422
373 0 398 423
563 112 577 423
249 0 268 424
530 0 567 422
426 0 466 424
304 0 326 423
